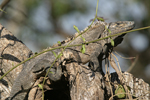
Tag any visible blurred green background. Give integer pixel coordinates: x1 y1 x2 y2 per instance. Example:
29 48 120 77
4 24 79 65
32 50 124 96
0 0 150 84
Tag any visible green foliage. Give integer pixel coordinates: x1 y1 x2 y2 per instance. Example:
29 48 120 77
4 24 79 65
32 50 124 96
80 36 86 53
25 0 41 10
51 0 87 19
80 35 85 42
110 39 114 46
73 25 86 53
49 71 53 74
115 85 126 99
81 45 86 53
52 51 57 57
34 52 38 55
38 84 43 89
73 25 85 42
105 26 115 46
107 28 111 34
51 0 74 19
2 1 150 100
0 9 7 13
73 25 80 33
57 41 61 45
96 17 104 21
57 53 62 58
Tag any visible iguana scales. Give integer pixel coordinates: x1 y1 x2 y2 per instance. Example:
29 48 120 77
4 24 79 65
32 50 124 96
9 21 135 100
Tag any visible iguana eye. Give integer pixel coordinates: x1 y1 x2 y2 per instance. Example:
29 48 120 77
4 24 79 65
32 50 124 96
108 22 117 28
109 22 123 29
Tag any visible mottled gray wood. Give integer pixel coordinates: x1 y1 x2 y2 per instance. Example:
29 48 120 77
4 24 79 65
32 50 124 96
0 22 149 100
0 24 32 100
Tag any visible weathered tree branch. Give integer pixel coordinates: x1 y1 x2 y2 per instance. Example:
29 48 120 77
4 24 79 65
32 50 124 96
0 23 149 100
0 23 32 100
0 0 11 10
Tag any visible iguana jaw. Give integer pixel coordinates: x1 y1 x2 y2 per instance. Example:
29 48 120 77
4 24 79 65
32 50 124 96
108 21 135 33
99 21 135 53
103 21 135 45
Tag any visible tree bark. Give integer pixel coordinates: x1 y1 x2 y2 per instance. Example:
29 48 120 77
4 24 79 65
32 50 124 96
0 23 149 100
0 23 32 100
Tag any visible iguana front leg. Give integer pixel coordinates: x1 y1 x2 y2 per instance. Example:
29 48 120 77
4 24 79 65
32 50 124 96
33 59 62 81
9 61 46 100
45 60 62 81
88 43 103 72
89 52 100 71
9 60 62 100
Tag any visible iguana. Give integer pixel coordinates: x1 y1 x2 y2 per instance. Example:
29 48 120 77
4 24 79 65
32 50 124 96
9 21 135 100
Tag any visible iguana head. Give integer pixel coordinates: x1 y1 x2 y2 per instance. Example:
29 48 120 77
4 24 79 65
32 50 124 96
101 21 135 54
107 21 135 33
80 21 134 44
105 21 135 45
95 21 134 47
60 21 135 50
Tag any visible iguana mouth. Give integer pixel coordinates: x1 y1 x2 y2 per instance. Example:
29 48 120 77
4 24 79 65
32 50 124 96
106 21 135 45
100 21 135 54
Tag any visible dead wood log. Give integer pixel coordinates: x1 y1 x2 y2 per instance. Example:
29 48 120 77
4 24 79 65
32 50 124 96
0 24 32 100
0 23 149 100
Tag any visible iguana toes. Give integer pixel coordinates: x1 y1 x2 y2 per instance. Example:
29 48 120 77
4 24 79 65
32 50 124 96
9 21 135 100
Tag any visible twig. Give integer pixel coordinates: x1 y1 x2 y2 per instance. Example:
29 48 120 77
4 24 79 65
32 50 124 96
114 51 135 59
111 53 122 72
105 59 114 97
109 54 133 99
0 0 11 9
127 55 138 72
